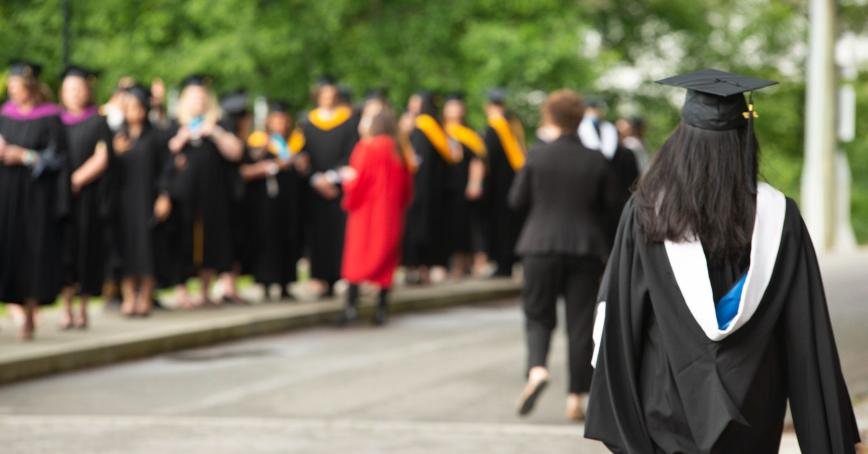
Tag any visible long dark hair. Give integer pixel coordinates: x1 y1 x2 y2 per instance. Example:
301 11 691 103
634 122 759 260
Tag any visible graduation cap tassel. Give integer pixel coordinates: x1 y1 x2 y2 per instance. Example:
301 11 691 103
743 92 758 194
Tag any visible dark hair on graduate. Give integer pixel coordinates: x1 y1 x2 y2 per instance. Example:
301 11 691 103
634 122 759 261
416 91 441 119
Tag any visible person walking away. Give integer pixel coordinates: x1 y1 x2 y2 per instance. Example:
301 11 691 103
510 90 619 421
585 69 861 453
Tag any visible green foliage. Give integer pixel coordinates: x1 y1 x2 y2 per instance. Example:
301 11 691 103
0 0 865 241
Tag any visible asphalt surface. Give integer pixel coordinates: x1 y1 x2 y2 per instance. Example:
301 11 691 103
0 250 865 453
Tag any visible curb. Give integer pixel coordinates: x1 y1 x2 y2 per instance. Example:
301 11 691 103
0 280 521 385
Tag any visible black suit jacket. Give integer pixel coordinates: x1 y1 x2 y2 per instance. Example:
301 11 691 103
508 134 619 259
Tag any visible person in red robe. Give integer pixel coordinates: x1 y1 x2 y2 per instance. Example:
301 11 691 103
338 98 412 326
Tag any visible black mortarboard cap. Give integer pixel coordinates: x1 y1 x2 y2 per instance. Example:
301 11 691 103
337 83 353 103
9 59 42 78
585 96 606 110
656 68 777 131
220 90 249 115
180 73 212 89
125 84 151 108
486 87 507 105
365 88 388 101
317 75 337 86
268 99 290 114
61 64 99 81
444 91 466 102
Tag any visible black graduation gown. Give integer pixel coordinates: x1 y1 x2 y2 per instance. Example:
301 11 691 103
62 112 113 295
111 127 170 278
241 148 301 286
0 105 68 305
300 116 358 283
169 125 237 274
585 190 860 453
446 142 476 254
606 146 639 242
483 125 523 274
403 128 451 268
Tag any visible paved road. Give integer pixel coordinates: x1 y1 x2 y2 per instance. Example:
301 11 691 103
1 249 865 453
0 300 613 453
0 299 822 453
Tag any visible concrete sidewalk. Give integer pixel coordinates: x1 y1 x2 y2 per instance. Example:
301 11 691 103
0 279 521 384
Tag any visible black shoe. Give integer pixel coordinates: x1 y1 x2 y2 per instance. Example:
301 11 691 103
336 306 358 327
372 305 388 326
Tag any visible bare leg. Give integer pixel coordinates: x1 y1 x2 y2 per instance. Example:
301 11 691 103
121 277 137 317
136 276 155 316
175 283 194 310
19 299 37 341
60 286 75 329
199 270 215 306
76 294 90 329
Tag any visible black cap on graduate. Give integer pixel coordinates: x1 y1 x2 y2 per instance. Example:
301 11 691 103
337 83 353 104
124 84 152 110
656 68 777 131
220 90 249 116
657 68 778 192
444 91 466 102
365 88 388 102
268 99 290 114
9 59 42 78
316 75 338 87
180 73 212 89
61 64 99 82
486 87 507 106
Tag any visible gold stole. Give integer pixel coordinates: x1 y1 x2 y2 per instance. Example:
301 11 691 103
247 129 305 156
308 106 352 131
488 115 526 170
445 122 486 158
415 114 456 164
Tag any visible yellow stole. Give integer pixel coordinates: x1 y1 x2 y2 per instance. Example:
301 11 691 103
415 114 456 164
445 122 486 158
488 114 526 170
308 106 352 131
247 130 305 156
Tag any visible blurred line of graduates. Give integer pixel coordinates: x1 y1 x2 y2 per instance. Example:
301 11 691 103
0 59 643 340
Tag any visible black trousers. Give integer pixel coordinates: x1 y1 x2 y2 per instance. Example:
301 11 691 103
522 254 603 394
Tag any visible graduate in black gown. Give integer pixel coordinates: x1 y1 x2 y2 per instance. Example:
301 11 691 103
578 99 640 241
442 92 487 278
585 69 861 453
483 88 526 277
298 77 359 297
217 90 252 304
166 75 244 307
111 84 172 317
0 60 68 340
402 91 461 284
58 65 113 330
241 100 305 300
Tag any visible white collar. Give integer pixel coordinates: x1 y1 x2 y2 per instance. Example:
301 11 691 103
664 183 786 341
578 117 619 159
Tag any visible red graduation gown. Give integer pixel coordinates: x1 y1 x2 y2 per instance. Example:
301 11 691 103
341 135 413 288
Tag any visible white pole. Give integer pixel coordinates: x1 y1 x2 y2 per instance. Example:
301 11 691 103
801 0 837 252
